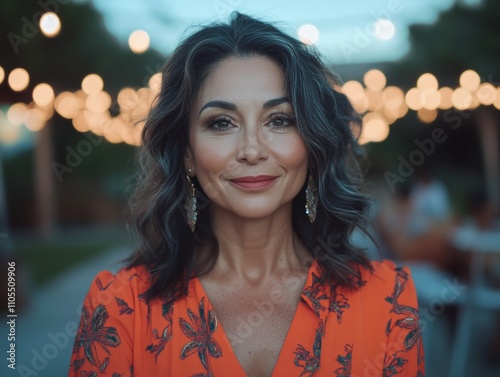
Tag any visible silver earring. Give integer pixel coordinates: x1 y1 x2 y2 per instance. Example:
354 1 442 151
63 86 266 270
305 173 318 223
184 169 197 232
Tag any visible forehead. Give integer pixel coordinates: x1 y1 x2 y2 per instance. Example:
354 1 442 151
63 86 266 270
195 56 286 107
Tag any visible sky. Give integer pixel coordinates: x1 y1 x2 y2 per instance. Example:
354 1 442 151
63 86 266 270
91 0 482 65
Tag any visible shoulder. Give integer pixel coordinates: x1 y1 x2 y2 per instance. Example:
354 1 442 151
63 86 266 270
355 259 418 304
83 264 152 309
360 259 413 284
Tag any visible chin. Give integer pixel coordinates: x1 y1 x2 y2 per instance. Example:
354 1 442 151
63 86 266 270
234 202 294 220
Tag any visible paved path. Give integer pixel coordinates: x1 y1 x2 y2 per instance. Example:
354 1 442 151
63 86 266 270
1 246 131 377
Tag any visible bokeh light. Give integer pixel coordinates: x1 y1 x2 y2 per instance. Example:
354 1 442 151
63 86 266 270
364 69 386 91
0 66 5 85
417 73 438 91
494 88 500 110
298 24 319 45
459 69 480 91
24 108 46 131
39 105 55 121
421 90 441 110
365 88 384 111
148 72 162 100
468 93 480 110
86 111 112 136
32 83 55 107
373 19 395 40
360 112 390 144
82 74 104 95
405 88 423 110
86 91 112 113
452 87 473 110
72 110 90 133
342 80 368 113
417 108 438 123
382 86 405 110
437 87 453 109
476 83 497 105
118 87 138 111
7 103 28 126
103 118 124 144
128 30 150 54
8 68 30 92
55 92 84 119
0 110 22 144
40 12 61 37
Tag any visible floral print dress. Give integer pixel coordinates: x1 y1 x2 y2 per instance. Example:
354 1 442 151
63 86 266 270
68 259 425 376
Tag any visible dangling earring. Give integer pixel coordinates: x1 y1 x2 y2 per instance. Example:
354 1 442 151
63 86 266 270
305 172 318 223
184 169 197 232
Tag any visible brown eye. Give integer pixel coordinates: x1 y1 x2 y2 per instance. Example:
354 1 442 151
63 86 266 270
268 113 295 130
205 115 234 132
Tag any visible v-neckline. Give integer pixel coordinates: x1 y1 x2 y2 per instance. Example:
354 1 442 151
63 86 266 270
192 260 317 377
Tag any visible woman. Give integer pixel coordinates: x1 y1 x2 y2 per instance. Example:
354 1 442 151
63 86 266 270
69 12 424 377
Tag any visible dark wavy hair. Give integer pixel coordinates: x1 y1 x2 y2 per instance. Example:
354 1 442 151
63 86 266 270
124 12 374 304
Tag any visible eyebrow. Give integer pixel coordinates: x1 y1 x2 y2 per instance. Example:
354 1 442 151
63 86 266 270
198 96 290 117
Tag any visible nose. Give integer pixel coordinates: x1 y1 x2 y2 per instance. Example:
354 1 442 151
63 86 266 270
235 122 269 164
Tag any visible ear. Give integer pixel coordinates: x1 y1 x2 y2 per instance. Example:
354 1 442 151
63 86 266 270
184 145 195 176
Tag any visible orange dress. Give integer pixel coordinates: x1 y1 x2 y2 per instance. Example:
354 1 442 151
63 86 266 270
68 259 425 376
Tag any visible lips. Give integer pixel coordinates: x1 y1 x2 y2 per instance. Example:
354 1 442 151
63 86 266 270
229 175 278 190
229 175 278 183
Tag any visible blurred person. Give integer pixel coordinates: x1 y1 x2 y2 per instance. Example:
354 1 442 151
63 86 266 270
409 169 452 233
458 189 500 365
68 13 424 377
376 182 454 269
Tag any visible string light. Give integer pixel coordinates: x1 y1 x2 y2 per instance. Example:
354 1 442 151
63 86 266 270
8 68 30 92
417 73 438 91
7 103 28 126
128 30 150 54
82 74 104 95
360 112 389 144
460 70 480 91
4 68 499 144
405 88 423 111
33 83 55 107
417 108 438 123
364 69 386 91
40 12 61 37
297 24 319 45
24 108 46 131
437 87 453 110
476 83 497 105
452 88 472 110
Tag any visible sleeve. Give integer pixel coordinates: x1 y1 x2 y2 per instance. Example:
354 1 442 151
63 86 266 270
384 264 425 377
68 269 136 377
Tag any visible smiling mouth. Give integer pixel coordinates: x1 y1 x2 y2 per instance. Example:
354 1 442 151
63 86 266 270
229 175 278 190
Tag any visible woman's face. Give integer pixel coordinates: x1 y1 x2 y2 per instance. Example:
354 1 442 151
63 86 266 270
185 56 308 220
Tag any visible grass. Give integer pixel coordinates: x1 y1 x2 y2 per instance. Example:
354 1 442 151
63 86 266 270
13 225 131 287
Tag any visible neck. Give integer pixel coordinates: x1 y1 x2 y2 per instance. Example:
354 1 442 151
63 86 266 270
205 203 310 285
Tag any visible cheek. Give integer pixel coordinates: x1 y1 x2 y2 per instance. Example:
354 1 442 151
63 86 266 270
190 136 234 177
273 134 309 170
